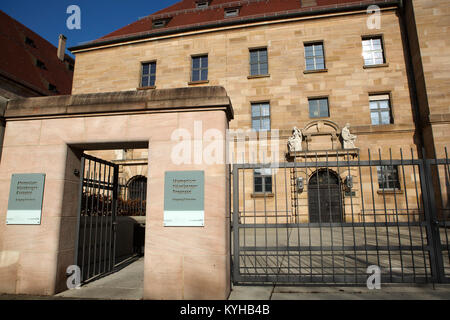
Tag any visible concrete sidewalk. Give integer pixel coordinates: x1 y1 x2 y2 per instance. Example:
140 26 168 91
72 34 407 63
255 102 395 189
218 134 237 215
0 256 449 300
228 284 450 300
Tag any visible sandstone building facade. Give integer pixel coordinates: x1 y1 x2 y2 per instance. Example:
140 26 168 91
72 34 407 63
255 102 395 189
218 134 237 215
69 0 449 224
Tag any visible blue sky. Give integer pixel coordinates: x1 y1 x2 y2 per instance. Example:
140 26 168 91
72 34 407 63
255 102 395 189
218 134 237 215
0 0 179 57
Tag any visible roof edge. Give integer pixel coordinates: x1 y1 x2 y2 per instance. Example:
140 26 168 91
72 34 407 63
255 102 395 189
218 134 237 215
69 0 400 52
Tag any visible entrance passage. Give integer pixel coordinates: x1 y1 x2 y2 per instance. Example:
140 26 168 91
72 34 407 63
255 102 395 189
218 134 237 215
308 170 342 223
75 151 148 284
75 154 119 283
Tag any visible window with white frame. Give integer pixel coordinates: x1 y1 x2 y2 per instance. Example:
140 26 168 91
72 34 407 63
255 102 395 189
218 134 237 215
370 94 392 125
251 102 270 131
305 42 325 71
377 165 401 190
362 36 385 66
249 48 268 76
254 168 273 193
191 55 208 82
141 61 156 87
308 97 329 118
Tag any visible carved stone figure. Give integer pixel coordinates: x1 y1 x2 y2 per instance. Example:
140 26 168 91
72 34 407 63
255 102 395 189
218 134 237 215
342 123 357 149
288 127 303 152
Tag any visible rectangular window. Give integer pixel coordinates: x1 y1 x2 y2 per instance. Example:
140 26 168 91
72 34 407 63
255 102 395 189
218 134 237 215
377 165 400 190
305 42 325 71
251 102 270 131
308 98 329 118
254 168 272 193
141 62 156 87
370 94 392 125
249 48 268 76
191 55 208 82
362 36 385 66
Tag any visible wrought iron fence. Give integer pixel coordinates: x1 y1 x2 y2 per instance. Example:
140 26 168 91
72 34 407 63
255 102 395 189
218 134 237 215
231 148 450 285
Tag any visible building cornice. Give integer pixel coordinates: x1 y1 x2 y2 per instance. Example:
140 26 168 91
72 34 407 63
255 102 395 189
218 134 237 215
4 86 234 121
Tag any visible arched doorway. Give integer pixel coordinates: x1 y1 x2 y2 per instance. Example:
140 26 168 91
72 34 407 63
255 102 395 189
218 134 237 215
308 169 342 223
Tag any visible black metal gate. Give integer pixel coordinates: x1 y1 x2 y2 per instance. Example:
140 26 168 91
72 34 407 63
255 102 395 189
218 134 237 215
231 148 450 285
75 154 119 283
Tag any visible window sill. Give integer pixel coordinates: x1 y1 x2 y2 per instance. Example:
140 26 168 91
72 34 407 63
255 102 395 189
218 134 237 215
137 86 156 90
188 80 209 85
247 74 270 79
251 193 274 198
377 189 403 195
363 63 389 69
303 69 328 74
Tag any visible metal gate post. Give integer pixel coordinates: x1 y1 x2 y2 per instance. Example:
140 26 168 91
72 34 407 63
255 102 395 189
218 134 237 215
232 164 240 283
419 154 445 283
74 156 86 271
111 163 119 268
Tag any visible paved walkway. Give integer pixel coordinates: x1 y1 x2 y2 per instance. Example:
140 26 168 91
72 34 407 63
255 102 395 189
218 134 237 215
55 256 144 300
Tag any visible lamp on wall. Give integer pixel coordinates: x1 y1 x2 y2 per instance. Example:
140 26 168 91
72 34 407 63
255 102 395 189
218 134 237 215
296 177 304 193
346 175 353 189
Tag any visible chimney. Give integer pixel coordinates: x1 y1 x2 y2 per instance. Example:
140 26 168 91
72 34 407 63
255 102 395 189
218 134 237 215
57 34 67 61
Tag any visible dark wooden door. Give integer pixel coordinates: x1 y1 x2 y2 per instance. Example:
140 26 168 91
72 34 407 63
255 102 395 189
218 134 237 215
308 170 342 223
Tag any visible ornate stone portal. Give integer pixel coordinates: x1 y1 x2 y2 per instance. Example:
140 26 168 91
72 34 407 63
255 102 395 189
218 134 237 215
287 120 358 156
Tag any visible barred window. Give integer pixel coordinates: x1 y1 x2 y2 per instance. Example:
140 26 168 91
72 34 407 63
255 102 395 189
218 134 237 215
254 168 272 193
141 62 156 87
250 48 268 76
251 102 270 131
377 165 400 190
305 42 325 71
191 55 208 82
362 36 385 66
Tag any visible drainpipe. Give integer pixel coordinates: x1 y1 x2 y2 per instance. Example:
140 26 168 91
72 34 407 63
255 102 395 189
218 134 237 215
0 96 7 162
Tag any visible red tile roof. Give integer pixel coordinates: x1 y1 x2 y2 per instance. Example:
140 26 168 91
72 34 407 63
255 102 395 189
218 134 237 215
0 10 74 96
79 0 393 49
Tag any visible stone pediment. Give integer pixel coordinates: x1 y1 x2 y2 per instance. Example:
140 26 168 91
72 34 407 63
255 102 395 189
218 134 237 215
287 120 359 158
303 120 340 135
303 120 340 151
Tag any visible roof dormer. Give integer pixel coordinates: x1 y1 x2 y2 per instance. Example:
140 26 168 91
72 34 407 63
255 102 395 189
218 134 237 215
195 0 210 9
